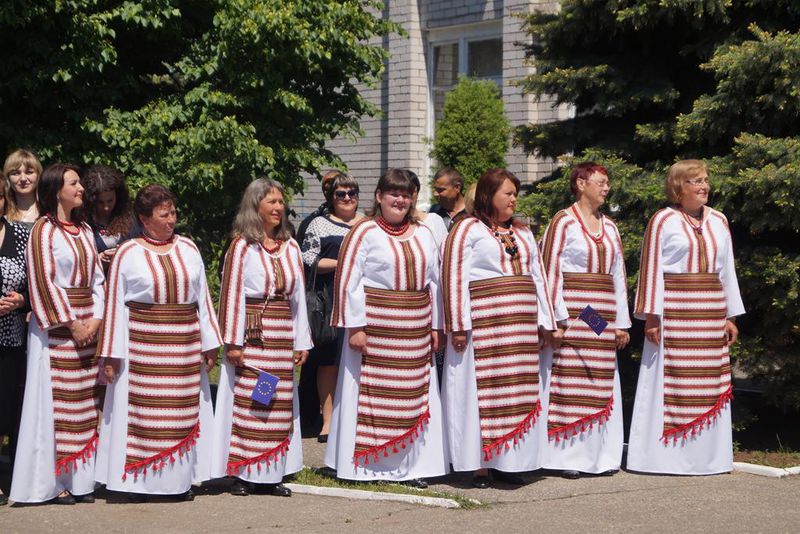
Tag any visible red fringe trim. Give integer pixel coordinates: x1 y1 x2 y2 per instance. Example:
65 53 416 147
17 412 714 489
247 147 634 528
661 386 733 445
353 409 430 467
55 431 99 476
548 397 613 442
122 422 200 481
226 435 292 476
482 401 541 461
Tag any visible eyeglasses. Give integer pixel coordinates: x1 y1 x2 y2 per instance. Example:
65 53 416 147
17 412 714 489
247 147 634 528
580 177 610 188
685 178 710 186
334 189 359 200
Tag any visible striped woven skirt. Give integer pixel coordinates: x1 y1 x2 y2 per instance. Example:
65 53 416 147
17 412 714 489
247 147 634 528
469 275 540 460
227 297 295 475
123 302 202 480
662 273 731 443
548 273 617 441
49 287 100 475
354 287 432 467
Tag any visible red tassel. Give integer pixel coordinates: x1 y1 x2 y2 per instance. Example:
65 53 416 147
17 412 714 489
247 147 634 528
505 443 510 450
364 457 369 465
122 472 127 482
393 446 398 453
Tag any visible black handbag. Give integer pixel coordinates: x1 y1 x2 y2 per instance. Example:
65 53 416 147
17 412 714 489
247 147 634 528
306 259 337 346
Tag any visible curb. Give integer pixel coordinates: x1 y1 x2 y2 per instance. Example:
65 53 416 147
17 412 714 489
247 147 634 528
733 462 800 478
284 483 466 508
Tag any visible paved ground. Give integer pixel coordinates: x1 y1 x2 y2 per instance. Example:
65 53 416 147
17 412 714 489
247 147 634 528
2 438 799 533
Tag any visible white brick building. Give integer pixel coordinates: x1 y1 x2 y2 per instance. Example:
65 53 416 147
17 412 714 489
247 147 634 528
294 0 564 218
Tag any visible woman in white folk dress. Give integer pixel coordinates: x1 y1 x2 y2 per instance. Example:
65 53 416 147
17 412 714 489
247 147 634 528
539 162 631 479
11 164 105 504
441 168 558 489
96 184 221 501
627 160 744 475
212 178 311 497
324 168 448 488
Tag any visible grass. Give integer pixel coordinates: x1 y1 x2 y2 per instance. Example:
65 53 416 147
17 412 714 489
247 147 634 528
289 467 485 509
734 449 800 469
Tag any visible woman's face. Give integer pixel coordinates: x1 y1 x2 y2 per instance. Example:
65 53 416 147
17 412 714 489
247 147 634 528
140 201 177 240
376 189 412 224
7 164 39 197
258 188 285 232
332 186 359 218
679 171 710 210
95 190 117 221
58 170 85 214
491 179 517 224
577 171 610 207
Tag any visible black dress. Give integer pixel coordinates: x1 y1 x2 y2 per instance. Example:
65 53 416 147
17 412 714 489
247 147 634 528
0 218 30 480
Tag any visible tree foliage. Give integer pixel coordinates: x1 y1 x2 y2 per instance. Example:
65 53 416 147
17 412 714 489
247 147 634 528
1 0 398 274
517 1 800 409
430 76 510 185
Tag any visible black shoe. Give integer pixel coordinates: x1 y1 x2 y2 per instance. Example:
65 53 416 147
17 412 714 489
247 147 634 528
54 492 76 505
74 493 95 504
180 490 195 502
598 469 618 477
320 466 337 479
126 492 147 503
401 478 428 489
491 469 525 486
317 434 329 443
230 480 250 496
0 493 8 506
562 470 581 479
471 475 491 489
269 483 292 497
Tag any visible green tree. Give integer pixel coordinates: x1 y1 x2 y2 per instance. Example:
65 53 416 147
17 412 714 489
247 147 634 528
430 76 510 185
1 0 398 267
517 2 800 409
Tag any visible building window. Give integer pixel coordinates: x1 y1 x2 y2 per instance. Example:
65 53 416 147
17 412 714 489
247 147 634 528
429 27 502 123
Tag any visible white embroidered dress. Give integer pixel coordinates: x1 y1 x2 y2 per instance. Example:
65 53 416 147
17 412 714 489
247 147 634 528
211 238 312 483
11 219 104 503
441 218 556 472
628 207 744 475
324 220 448 481
539 206 631 474
95 236 221 494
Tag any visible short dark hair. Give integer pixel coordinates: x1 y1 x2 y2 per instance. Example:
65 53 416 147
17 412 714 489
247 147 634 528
473 168 522 228
38 163 83 221
134 184 177 222
322 172 359 210
433 167 463 191
367 168 419 223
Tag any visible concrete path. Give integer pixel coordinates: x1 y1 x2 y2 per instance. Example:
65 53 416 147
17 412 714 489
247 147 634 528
2 437 798 533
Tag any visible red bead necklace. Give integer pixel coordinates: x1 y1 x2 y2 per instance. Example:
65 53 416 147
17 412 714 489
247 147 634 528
54 216 80 236
141 233 175 246
376 216 409 236
263 239 283 254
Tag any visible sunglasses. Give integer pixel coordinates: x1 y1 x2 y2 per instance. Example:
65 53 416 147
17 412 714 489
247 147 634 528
334 189 359 199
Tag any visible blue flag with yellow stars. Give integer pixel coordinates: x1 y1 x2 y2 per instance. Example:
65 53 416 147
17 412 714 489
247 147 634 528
251 370 279 406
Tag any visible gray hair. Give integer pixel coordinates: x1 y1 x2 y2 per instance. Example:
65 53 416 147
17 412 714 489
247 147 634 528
232 178 292 243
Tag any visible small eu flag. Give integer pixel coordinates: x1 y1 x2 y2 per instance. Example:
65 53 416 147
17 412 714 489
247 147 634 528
251 370 280 406
578 305 608 336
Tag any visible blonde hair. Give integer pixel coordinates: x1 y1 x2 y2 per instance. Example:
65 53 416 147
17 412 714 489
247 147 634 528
231 178 292 243
666 159 707 204
463 183 477 214
3 149 42 220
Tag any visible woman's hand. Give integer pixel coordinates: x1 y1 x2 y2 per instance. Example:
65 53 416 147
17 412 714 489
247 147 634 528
293 350 309 365
451 331 467 352
644 314 661 345
100 248 117 264
85 318 102 342
226 346 244 367
615 329 630 350
104 358 120 383
202 349 218 373
349 327 367 354
724 319 739 346
550 328 564 349
431 330 443 352
539 327 553 349
69 320 92 347
0 291 24 316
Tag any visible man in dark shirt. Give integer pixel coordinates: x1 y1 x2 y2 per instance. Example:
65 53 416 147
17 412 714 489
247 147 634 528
428 167 466 230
